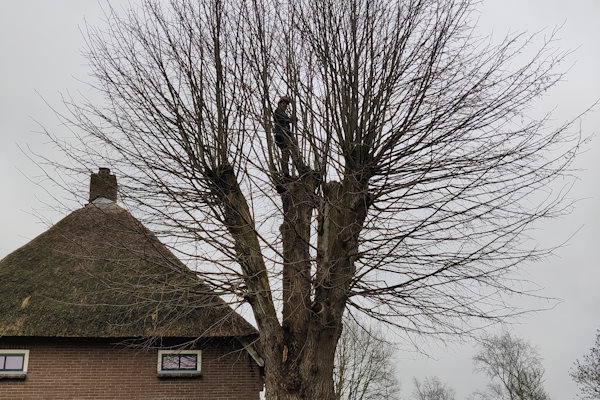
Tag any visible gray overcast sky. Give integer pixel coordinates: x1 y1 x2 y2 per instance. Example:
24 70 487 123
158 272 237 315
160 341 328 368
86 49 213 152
1 1 598 399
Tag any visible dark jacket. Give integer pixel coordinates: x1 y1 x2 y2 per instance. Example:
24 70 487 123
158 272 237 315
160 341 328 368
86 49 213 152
273 107 294 147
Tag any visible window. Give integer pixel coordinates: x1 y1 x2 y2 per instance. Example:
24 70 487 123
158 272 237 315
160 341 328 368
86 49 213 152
157 350 201 377
0 350 29 379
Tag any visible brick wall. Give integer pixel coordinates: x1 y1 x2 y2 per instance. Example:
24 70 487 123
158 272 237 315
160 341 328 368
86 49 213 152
0 337 263 400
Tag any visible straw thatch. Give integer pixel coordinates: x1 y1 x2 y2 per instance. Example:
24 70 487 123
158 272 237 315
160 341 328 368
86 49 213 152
0 201 256 338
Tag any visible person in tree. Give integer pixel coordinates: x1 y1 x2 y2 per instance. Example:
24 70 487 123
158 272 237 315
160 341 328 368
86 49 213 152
273 96 300 177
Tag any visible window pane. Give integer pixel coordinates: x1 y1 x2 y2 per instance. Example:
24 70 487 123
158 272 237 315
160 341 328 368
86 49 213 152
179 355 197 370
0 356 4 370
161 355 179 370
4 355 24 371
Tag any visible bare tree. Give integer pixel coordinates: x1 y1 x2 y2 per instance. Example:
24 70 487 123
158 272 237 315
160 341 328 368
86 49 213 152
334 319 400 400
571 329 600 399
40 0 583 398
413 376 456 400
473 332 550 400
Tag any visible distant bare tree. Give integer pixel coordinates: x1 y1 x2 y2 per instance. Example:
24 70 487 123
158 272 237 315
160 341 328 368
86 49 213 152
334 319 400 400
473 332 550 400
41 0 583 398
571 329 600 399
413 376 456 400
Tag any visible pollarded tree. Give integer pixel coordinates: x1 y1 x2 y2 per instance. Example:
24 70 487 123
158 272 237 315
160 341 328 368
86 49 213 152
571 329 600 399
43 0 582 398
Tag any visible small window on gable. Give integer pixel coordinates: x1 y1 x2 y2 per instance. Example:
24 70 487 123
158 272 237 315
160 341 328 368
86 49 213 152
157 350 201 377
0 350 29 379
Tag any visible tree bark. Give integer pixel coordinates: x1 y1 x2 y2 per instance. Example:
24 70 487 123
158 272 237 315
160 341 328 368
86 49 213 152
258 177 369 400
280 175 317 392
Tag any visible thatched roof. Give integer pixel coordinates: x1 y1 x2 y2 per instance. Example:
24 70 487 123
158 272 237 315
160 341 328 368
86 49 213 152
0 187 256 338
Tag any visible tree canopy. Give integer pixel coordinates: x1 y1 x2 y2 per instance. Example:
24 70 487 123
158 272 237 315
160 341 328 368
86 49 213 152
473 332 550 400
43 0 581 398
571 329 600 399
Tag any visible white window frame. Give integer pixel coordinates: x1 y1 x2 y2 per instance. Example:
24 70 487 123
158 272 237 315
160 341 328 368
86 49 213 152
157 350 201 377
0 349 30 379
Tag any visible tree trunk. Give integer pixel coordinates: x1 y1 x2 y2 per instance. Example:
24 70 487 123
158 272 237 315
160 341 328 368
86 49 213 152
262 326 340 400
261 178 369 400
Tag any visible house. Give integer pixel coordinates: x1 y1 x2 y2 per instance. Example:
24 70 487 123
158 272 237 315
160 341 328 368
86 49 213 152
0 168 264 400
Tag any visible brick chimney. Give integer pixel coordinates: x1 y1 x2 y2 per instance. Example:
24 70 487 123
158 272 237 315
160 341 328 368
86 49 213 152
89 168 117 203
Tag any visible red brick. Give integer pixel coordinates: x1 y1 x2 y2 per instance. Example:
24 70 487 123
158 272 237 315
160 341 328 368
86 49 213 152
0 337 263 400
